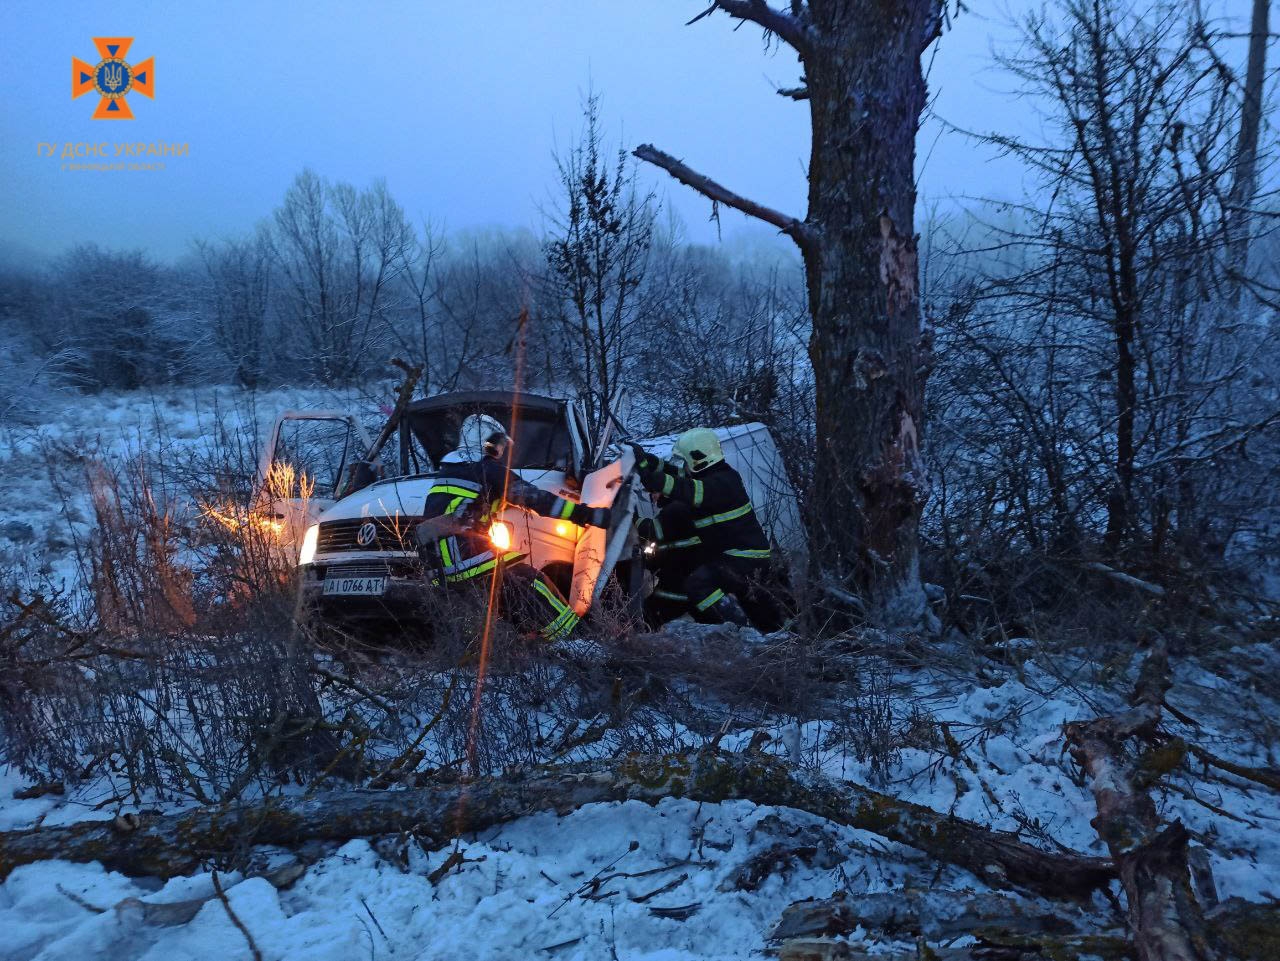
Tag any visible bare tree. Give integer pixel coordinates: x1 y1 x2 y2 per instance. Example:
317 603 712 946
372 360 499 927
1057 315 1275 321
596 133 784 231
636 1 944 627
385 221 528 396
925 0 1280 605
42 245 184 391
395 218 446 396
639 244 815 489
544 92 657 444
270 171 412 384
333 178 415 368
1224 0 1270 305
196 230 273 388
0 264 75 423
432 232 541 392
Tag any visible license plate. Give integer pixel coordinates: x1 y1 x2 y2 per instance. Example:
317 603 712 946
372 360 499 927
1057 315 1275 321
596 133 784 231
323 576 387 596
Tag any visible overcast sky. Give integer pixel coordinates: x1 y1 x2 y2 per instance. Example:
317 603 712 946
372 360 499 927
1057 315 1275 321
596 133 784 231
0 1 1250 263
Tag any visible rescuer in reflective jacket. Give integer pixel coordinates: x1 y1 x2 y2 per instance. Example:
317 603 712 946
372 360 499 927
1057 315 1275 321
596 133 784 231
415 413 610 642
632 428 772 628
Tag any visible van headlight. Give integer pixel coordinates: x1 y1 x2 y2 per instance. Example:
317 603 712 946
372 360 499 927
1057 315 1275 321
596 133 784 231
298 524 319 566
488 520 513 551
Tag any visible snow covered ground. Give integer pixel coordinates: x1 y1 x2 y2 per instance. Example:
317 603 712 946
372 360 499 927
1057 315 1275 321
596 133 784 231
4 641 1278 961
2 798 929 961
0 384 384 592
2 386 1278 960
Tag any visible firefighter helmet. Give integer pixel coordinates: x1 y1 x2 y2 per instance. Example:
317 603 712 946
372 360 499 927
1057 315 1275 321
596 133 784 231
673 428 724 473
456 413 509 461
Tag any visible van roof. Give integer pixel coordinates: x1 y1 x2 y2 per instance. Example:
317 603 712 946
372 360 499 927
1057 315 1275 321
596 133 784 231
406 390 564 415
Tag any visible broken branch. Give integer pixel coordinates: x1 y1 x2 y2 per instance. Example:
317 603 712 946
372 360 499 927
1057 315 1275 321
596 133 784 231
1065 640 1221 961
686 1 813 58
633 144 814 252
1186 742 1280 794
212 870 264 961
776 84 810 100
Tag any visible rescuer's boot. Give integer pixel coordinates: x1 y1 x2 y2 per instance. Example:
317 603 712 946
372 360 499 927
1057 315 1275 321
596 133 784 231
709 593 751 628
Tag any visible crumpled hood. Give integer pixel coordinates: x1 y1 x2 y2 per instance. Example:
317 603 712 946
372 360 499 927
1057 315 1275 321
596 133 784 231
319 477 434 522
316 468 568 524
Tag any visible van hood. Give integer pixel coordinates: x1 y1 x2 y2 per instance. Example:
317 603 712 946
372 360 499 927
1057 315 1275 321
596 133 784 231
316 468 570 523
320 477 433 523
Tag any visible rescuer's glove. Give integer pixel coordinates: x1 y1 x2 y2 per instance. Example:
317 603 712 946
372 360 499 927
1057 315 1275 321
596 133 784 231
569 504 612 529
629 444 668 493
629 443 659 473
637 516 659 543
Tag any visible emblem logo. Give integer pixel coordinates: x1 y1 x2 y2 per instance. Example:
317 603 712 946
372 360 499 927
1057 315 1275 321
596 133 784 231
356 522 378 548
72 37 154 120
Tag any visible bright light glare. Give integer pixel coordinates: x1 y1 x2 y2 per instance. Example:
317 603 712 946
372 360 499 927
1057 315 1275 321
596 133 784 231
298 524 319 566
489 520 512 551
555 521 572 538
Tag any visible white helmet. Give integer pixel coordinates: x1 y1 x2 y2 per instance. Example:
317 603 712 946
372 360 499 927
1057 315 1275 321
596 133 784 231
442 413 509 463
673 428 724 473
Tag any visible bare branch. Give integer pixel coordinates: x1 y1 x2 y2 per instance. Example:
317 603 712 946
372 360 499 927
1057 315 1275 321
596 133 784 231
212 871 264 961
776 84 810 100
921 4 945 54
687 0 813 58
633 143 814 251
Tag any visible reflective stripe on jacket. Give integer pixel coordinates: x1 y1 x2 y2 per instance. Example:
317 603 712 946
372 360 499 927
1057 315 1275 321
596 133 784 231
652 460 769 559
421 456 575 576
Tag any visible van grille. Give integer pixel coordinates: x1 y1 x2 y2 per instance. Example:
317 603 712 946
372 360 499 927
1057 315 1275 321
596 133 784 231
322 562 392 578
317 516 418 554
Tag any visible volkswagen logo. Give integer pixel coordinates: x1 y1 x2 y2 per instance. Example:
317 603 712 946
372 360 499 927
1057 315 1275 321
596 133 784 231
355 521 378 548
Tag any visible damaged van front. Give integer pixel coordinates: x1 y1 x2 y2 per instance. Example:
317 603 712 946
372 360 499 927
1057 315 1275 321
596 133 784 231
259 390 640 628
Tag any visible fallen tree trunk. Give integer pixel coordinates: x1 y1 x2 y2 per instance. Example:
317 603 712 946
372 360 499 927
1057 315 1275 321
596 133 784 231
768 890 1111 942
0 751 1113 898
771 893 1280 960
776 934 1134 961
1065 641 1222 961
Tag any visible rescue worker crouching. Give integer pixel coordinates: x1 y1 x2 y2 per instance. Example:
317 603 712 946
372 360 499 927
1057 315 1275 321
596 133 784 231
414 414 610 642
631 428 775 629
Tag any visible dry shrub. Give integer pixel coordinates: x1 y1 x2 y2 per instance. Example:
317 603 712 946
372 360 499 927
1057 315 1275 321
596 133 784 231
830 663 937 786
2 621 339 805
0 447 350 804
296 574 688 781
87 458 195 635
197 459 313 606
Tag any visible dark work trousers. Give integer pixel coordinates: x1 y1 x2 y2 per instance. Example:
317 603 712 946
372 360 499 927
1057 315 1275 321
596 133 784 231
683 554 785 631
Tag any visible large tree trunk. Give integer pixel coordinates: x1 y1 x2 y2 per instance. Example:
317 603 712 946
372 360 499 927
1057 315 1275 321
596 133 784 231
0 751 1112 898
636 1 940 627
803 1 934 627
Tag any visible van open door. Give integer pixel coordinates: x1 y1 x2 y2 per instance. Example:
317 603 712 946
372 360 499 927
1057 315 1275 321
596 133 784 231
253 410 373 551
569 447 642 616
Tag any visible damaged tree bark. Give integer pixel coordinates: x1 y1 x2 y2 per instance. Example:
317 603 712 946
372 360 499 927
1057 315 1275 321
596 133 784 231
0 751 1111 898
1065 641 1221 961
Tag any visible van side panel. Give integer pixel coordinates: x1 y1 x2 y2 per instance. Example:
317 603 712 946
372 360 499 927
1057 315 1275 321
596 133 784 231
719 426 807 561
